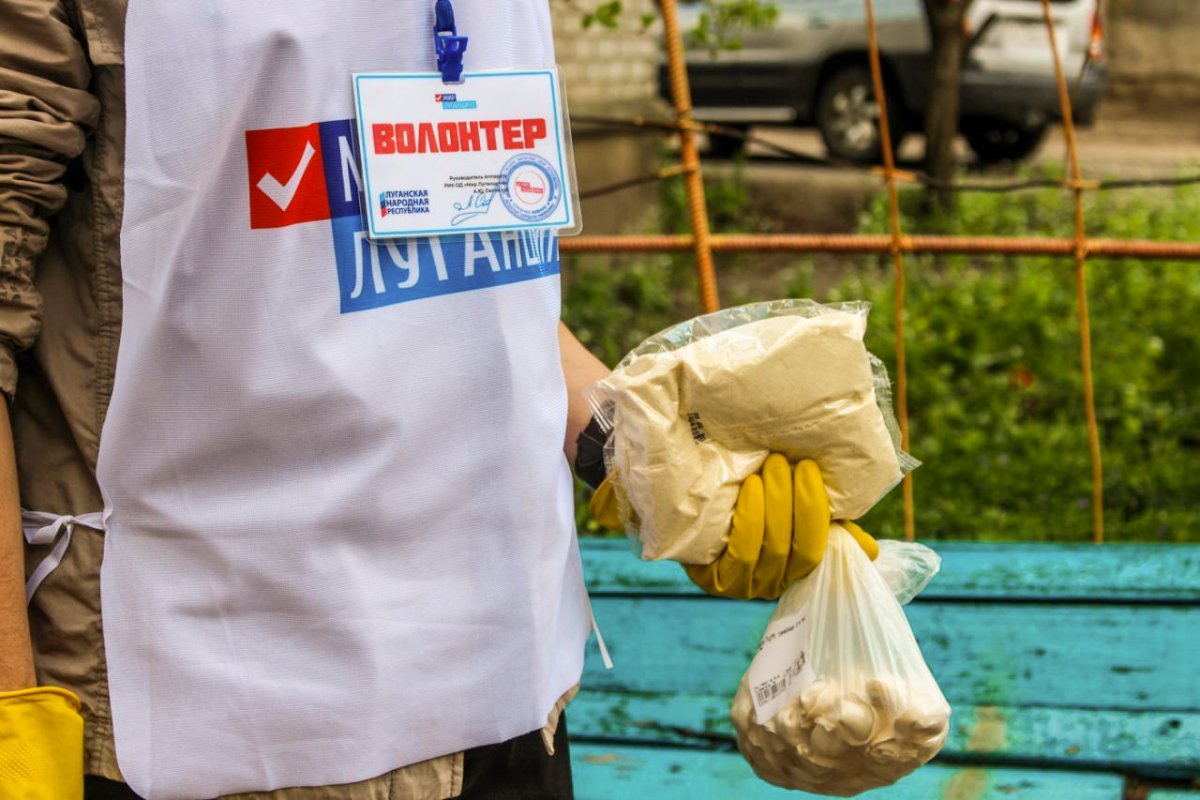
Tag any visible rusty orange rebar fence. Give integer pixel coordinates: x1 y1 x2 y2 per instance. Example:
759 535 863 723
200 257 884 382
861 0 914 541
560 234 1200 259
565 0 1197 543
1040 0 1105 545
659 0 720 314
571 114 1200 198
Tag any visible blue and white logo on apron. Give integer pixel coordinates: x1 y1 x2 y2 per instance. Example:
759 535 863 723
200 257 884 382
245 118 560 315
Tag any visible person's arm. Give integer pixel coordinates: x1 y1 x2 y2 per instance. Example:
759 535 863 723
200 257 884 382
0 0 100 690
558 322 609 467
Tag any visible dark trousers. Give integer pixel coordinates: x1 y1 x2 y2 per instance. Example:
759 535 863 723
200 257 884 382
85 715 574 800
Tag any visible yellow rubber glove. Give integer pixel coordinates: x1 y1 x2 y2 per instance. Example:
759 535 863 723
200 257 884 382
0 686 84 800
588 475 623 532
684 455 878 600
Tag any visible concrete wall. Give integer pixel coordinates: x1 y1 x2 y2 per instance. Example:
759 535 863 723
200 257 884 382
551 0 667 233
1106 0 1200 105
552 0 662 115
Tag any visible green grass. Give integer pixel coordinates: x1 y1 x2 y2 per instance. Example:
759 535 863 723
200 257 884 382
565 166 1200 542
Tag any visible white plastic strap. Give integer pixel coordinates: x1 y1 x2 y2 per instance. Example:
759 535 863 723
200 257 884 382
22 510 105 604
586 594 613 670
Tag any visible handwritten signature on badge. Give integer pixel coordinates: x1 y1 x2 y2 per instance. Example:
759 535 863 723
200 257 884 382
451 186 499 226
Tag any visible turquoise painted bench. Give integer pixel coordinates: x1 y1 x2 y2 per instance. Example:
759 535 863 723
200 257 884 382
571 540 1200 799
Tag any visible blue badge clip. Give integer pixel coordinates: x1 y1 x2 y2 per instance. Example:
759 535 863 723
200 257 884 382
434 0 468 84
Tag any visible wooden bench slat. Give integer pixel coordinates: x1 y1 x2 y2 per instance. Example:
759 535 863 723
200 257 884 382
576 540 1197 789
580 539 1200 602
571 744 1126 799
584 597 1200 712
568 691 1200 778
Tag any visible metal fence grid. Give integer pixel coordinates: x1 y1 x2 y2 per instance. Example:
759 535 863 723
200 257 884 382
560 0 1199 544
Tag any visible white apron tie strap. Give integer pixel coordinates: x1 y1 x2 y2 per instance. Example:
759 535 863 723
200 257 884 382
586 594 614 670
22 510 105 604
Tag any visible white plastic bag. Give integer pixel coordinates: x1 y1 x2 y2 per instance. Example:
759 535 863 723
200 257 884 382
731 526 950 796
586 299 948 795
587 299 918 564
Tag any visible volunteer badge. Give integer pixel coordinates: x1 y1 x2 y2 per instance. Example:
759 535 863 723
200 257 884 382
245 118 560 315
353 69 578 239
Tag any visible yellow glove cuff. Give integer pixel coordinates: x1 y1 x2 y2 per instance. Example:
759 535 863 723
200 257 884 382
589 476 624 531
0 687 84 800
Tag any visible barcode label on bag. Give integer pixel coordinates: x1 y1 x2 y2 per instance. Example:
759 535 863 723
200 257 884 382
747 606 816 724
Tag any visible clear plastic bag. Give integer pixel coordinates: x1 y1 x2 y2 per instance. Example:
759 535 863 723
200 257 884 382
731 525 950 796
872 539 942 607
586 299 918 564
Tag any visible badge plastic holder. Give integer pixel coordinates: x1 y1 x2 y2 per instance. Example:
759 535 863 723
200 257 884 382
352 66 583 243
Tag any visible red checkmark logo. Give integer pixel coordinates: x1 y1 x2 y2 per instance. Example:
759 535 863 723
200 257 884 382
246 123 331 229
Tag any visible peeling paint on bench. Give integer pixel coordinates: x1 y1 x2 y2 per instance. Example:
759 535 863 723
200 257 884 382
573 540 1200 795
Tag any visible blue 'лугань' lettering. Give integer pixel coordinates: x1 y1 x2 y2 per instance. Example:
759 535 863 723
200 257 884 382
316 119 559 314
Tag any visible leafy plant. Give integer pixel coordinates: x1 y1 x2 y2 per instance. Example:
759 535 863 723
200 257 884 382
578 0 625 29
686 0 780 52
842 179 1200 541
563 0 779 49
565 165 1200 543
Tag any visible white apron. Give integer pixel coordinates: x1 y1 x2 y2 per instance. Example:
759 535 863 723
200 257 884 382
102 3 591 797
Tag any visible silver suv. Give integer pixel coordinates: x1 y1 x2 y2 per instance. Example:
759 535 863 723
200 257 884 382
671 0 1106 163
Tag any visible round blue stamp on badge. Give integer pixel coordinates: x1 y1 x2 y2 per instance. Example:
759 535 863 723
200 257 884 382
498 153 563 223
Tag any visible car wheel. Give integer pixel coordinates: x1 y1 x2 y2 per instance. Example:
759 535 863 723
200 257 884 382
963 119 1047 163
815 66 901 164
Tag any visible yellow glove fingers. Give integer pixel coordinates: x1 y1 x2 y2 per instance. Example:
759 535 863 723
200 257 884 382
0 687 83 800
683 458 866 600
750 454 793 599
588 477 624 531
716 472 765 597
681 562 713 593
841 519 880 561
784 459 831 584
684 472 764 597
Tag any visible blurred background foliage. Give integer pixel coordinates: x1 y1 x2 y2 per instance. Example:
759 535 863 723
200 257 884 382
564 159 1200 542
